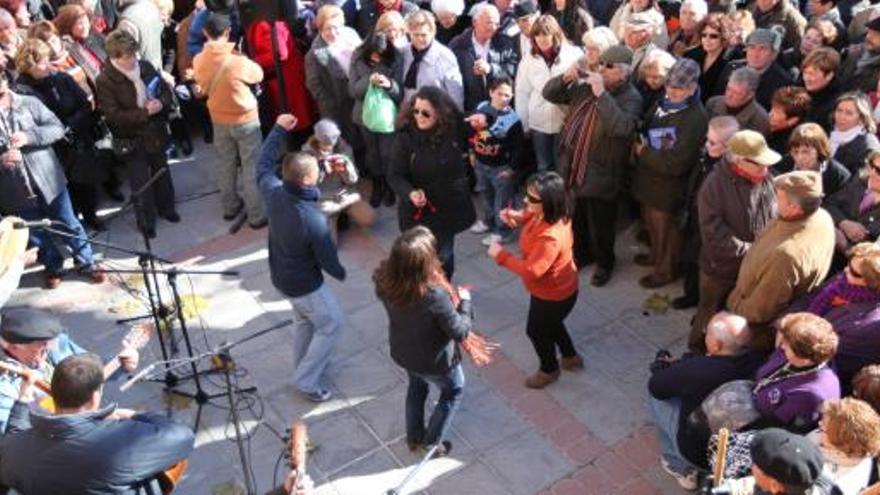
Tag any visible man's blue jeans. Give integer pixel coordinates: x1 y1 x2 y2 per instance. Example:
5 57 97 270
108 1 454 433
647 395 696 475
405 363 465 446
289 283 345 394
20 189 95 274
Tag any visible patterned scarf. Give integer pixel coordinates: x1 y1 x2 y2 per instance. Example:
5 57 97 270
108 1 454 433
431 268 495 366
559 94 598 188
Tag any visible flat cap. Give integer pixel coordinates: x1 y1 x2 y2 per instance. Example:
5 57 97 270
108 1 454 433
774 170 824 199
750 428 823 489
513 0 536 18
0 307 63 344
666 58 700 88
728 130 781 166
746 28 782 52
600 45 633 65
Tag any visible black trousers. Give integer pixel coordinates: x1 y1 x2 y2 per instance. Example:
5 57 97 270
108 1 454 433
526 291 578 373
573 196 618 270
128 147 176 232
67 181 98 222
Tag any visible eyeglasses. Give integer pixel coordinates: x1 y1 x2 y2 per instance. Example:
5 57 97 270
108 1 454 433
412 108 433 118
525 193 541 204
870 163 880 175
701 32 721 39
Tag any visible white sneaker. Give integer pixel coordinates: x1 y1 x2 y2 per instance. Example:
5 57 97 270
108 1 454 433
469 220 490 234
661 459 699 491
481 233 502 246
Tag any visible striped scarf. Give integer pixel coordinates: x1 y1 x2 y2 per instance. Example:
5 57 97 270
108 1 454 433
559 94 598 188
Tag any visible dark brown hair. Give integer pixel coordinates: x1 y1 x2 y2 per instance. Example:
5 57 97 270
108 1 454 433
772 86 811 122
401 86 462 138
373 226 444 307
529 15 565 57
51 353 104 409
853 365 880 414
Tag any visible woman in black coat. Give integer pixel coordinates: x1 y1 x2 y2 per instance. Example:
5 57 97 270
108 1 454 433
15 39 106 231
374 226 472 457
389 86 476 278
349 29 403 207
95 30 179 238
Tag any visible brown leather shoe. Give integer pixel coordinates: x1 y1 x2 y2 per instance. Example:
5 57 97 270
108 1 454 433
44 273 62 290
524 370 560 389
634 253 654 266
560 354 584 371
639 274 674 289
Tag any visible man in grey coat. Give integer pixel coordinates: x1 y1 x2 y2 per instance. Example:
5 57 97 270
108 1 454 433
543 46 642 286
0 72 104 289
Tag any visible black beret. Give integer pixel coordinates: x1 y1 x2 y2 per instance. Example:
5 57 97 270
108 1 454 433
0 307 63 344
750 428 823 489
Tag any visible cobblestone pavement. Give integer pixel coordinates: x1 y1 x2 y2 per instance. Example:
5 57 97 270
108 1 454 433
8 141 694 494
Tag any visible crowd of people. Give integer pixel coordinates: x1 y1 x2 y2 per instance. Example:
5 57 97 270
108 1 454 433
0 0 880 490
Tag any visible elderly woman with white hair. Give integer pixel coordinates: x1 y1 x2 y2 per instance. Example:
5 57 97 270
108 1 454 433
635 48 675 113
580 26 617 72
515 15 582 172
431 0 467 44
609 0 668 49
669 0 707 56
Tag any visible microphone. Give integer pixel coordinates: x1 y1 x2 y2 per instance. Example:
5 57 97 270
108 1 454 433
12 219 55 229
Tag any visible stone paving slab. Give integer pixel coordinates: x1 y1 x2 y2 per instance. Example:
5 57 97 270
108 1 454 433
6 141 694 495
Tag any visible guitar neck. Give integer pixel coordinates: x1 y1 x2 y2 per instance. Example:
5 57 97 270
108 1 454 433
0 361 52 395
103 354 122 381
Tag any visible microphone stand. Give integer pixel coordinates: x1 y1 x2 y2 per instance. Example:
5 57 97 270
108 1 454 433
104 265 238 407
122 318 293 495
33 222 178 381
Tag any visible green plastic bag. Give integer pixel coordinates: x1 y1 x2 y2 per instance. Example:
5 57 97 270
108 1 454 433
362 84 396 134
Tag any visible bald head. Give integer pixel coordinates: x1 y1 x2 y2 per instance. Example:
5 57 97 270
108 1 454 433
705 311 751 355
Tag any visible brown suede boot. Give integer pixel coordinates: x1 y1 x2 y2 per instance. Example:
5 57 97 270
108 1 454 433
560 354 584 371
524 370 560 389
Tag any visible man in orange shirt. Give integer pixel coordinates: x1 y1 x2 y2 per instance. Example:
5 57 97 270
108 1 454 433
193 12 267 228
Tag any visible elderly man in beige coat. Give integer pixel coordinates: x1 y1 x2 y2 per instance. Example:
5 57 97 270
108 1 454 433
726 170 835 349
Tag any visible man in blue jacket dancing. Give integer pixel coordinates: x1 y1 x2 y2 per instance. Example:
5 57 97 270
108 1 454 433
256 114 347 403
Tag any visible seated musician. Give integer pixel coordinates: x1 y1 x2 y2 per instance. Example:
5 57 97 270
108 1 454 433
0 353 194 494
0 307 139 433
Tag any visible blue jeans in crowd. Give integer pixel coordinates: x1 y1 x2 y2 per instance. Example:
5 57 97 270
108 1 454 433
531 131 559 172
20 189 95 274
289 283 345 394
647 395 697 475
474 161 514 240
405 363 465 446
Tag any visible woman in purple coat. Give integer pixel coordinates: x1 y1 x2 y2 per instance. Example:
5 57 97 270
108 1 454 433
754 312 841 432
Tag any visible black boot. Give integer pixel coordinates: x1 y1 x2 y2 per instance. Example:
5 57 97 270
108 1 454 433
369 177 383 208
383 179 396 206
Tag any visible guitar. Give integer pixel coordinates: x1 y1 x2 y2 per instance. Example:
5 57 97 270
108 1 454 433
0 323 154 412
288 421 308 495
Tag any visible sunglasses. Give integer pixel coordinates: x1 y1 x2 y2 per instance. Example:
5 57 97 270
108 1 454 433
701 32 721 39
412 108 433 118
525 193 541 204
870 163 880 175
602 62 616 69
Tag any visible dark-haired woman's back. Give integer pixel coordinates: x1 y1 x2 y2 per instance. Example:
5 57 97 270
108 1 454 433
383 286 472 375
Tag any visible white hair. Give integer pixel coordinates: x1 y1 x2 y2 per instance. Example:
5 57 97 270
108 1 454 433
469 1 499 19
432 0 464 16
581 26 618 51
681 0 708 18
